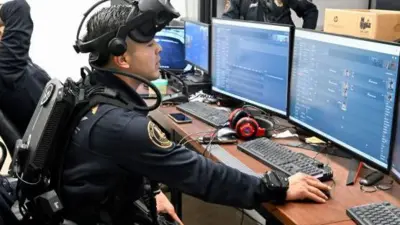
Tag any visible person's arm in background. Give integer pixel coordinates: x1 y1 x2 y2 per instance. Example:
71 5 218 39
287 0 318 29
221 0 241 19
0 0 33 84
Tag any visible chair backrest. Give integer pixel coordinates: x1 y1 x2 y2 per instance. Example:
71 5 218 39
0 109 21 157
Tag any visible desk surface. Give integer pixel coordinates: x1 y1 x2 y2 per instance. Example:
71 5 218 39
147 103 400 225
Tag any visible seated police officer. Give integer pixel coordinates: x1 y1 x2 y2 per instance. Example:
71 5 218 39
0 0 50 137
61 1 330 224
222 0 319 29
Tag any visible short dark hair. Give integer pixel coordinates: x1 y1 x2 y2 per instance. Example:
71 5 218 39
84 4 138 66
84 4 133 42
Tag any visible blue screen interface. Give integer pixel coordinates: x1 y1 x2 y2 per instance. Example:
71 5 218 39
185 21 209 72
155 27 187 70
211 19 290 115
290 29 400 169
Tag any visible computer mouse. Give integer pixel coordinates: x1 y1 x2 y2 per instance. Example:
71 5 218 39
303 189 330 203
322 189 331 199
216 127 237 139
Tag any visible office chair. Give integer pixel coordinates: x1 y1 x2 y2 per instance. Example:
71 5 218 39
0 109 21 157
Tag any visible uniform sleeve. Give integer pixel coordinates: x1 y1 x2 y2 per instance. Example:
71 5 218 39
287 0 318 29
0 0 33 84
221 0 240 19
114 115 267 209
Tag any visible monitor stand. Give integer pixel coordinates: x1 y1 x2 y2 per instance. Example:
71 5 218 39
307 142 362 186
346 158 363 186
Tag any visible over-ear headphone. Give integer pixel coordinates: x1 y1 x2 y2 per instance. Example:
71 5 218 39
228 108 274 140
108 37 128 57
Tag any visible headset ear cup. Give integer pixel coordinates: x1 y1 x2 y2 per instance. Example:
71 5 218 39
108 38 127 56
229 109 249 129
236 117 258 140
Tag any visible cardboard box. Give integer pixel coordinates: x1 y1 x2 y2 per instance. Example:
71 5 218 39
324 9 400 42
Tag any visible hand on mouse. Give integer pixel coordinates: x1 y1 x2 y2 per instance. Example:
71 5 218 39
286 173 331 203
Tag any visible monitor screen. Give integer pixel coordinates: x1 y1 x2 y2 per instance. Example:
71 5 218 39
289 29 400 170
211 19 291 116
184 20 209 73
155 27 187 70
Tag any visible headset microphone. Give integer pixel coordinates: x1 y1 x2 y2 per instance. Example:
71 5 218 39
74 0 180 111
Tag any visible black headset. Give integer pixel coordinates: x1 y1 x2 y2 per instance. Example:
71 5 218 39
73 0 180 111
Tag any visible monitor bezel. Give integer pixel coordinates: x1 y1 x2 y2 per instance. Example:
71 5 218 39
210 17 293 117
390 96 400 183
182 19 210 74
288 28 400 173
391 167 400 184
155 26 187 72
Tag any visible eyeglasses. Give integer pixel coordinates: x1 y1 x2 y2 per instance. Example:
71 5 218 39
360 180 394 193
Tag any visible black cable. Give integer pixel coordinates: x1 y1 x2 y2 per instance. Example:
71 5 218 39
0 141 7 171
312 142 331 160
90 64 162 111
163 69 188 96
240 209 244 225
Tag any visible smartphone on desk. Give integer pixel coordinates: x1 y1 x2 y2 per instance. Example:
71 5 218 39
168 113 192 124
198 136 237 144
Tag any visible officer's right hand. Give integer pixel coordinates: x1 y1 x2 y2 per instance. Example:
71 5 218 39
286 173 331 203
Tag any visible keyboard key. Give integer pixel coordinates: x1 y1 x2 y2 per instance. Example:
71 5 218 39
347 202 400 225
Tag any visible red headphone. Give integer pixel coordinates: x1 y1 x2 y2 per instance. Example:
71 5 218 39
228 108 273 140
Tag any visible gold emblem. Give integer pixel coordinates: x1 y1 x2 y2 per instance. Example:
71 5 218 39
274 0 284 7
147 121 173 149
91 105 99 115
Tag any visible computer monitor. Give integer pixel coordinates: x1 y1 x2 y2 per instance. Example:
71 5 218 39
211 18 291 116
289 29 400 171
184 20 210 73
155 26 187 71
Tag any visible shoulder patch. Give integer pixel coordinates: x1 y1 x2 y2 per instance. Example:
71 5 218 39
224 0 231 13
147 121 173 149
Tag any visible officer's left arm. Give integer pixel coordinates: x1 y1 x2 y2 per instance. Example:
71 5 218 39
104 115 268 209
287 0 318 29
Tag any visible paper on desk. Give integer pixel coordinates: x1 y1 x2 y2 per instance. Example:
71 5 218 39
272 130 298 139
305 136 325 144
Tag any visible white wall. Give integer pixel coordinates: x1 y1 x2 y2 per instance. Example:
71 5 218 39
27 0 190 82
27 0 111 82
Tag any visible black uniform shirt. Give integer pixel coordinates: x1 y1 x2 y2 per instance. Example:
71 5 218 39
62 72 268 224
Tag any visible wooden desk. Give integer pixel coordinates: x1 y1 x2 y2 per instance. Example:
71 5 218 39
147 104 400 225
328 222 356 225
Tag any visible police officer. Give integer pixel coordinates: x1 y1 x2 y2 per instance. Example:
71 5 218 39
0 0 50 138
61 2 330 224
222 0 318 29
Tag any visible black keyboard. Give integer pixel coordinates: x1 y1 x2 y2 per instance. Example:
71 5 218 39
347 202 400 225
176 102 229 127
237 138 333 181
